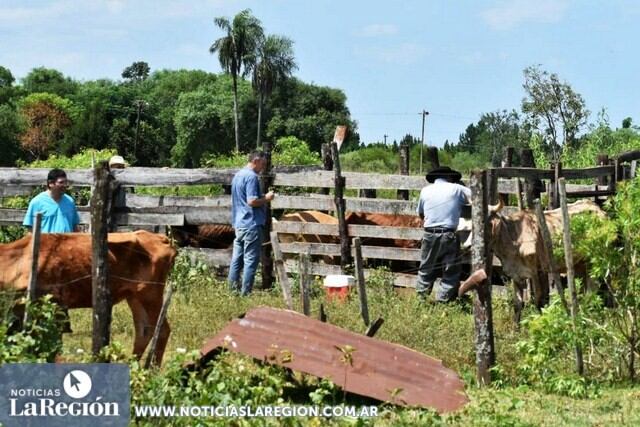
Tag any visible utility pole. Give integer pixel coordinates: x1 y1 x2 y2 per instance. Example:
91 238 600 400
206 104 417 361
383 134 388 145
419 110 429 175
133 100 148 163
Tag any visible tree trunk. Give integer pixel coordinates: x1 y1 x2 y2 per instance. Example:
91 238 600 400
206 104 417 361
232 75 240 152
256 92 263 149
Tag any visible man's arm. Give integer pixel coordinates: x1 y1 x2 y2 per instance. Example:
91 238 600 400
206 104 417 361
248 191 275 207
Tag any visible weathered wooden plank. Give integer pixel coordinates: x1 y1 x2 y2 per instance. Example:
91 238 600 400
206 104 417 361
115 193 232 208
181 247 233 267
0 185 37 197
617 149 640 163
565 190 616 198
282 259 417 287
273 221 423 240
0 168 94 186
0 208 184 226
493 167 554 180
278 242 421 261
561 166 615 180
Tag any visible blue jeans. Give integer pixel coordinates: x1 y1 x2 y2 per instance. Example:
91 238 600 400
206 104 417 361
228 226 263 296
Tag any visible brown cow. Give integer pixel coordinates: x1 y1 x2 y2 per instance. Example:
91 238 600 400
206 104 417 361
488 199 606 322
171 224 235 249
274 210 339 244
0 231 177 364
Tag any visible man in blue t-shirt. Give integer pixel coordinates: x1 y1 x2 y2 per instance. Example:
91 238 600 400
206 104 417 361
23 168 80 233
416 166 471 303
228 151 275 296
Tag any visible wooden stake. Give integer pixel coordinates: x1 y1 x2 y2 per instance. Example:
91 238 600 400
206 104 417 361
533 200 569 315
365 317 384 337
144 281 173 369
24 212 42 327
353 237 370 327
299 250 311 316
397 142 410 201
260 141 274 290
331 142 350 270
270 231 293 310
558 178 584 375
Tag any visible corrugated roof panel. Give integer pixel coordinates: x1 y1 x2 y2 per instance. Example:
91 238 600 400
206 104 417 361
199 307 468 413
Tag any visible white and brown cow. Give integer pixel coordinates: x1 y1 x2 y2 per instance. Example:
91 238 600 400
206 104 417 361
486 199 606 321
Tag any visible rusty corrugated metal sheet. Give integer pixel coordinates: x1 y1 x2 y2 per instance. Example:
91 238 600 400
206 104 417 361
199 307 468 412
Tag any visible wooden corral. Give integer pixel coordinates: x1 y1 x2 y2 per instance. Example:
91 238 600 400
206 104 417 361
1 147 639 290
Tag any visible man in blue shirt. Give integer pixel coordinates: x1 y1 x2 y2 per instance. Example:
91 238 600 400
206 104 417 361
23 168 80 233
416 166 471 302
228 151 275 296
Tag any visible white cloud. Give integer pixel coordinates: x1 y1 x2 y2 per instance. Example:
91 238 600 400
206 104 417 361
104 0 126 14
356 23 398 37
481 0 570 30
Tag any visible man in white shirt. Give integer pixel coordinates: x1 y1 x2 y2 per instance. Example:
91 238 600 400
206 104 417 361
416 166 471 302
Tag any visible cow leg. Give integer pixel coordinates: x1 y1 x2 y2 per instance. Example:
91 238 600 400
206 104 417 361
535 269 550 309
136 287 171 365
126 297 150 359
513 280 525 325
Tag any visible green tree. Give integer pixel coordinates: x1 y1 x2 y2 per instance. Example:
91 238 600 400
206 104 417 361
21 67 77 97
0 105 21 165
0 66 14 88
18 93 75 159
522 65 589 162
266 78 359 152
121 61 151 83
210 9 264 152
252 34 297 148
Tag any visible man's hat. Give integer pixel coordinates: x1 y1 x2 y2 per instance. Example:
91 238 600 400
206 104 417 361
425 166 462 183
108 155 127 168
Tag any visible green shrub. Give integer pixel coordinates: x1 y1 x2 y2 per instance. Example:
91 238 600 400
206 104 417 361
0 295 65 363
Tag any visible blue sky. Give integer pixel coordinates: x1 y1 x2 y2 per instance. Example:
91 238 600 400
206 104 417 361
1 0 638 146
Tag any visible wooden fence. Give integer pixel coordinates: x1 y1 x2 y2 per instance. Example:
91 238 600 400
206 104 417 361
2 146 639 288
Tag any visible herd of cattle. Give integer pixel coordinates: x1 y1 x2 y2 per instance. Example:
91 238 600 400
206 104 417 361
0 198 605 363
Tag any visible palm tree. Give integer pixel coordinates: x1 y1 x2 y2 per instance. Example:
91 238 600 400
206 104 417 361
252 35 297 148
210 9 263 152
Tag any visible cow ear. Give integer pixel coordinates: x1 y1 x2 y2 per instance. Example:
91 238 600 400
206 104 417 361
488 199 503 214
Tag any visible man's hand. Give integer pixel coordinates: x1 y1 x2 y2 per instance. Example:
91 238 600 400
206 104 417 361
265 191 275 202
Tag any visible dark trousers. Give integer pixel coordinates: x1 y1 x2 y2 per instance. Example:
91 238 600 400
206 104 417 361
416 230 461 302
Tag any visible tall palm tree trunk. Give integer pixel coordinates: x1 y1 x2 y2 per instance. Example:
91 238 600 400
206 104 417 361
232 75 240 152
256 92 263 149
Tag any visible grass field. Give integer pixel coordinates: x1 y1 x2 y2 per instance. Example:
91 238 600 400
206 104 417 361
60 261 640 426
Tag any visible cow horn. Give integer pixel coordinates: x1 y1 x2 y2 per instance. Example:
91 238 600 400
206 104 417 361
488 199 504 214
458 269 488 296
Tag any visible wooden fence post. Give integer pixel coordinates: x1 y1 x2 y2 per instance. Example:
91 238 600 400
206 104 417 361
425 146 440 171
499 147 514 204
261 141 274 290
353 237 370 327
331 142 350 270
270 231 293 310
558 178 584 375
470 170 495 386
91 161 113 356
515 179 523 210
551 162 563 209
24 212 42 327
320 143 333 196
397 142 410 201
520 148 539 208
